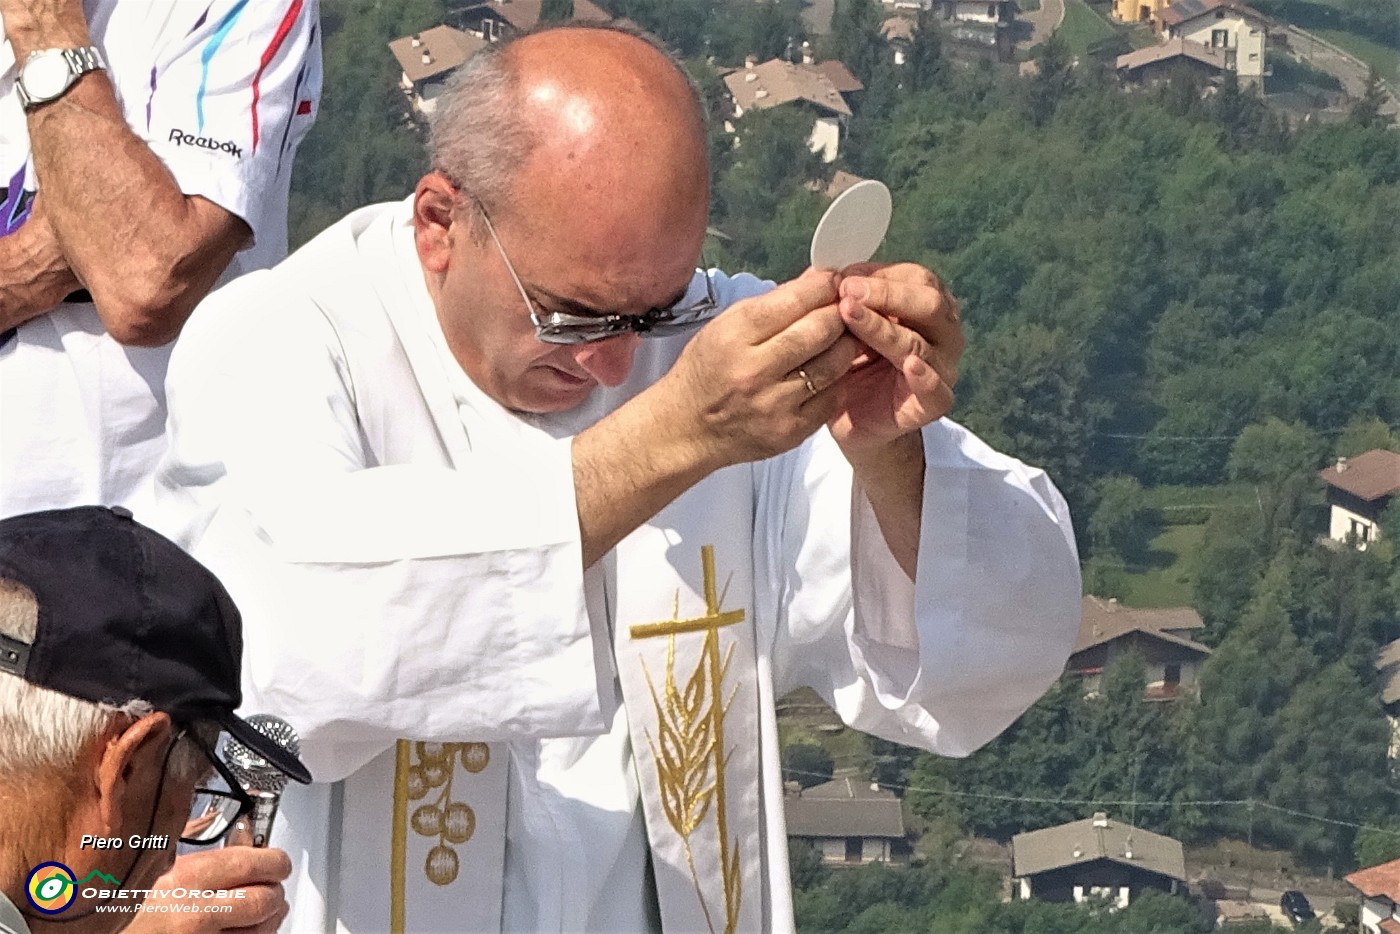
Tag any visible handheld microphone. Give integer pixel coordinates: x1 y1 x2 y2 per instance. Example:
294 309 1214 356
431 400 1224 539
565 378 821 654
224 714 301 848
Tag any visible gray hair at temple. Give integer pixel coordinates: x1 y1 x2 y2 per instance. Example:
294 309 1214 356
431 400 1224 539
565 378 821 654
428 22 707 222
0 580 209 781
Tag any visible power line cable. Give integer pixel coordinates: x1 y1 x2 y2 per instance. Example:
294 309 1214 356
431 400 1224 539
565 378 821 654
782 768 1400 837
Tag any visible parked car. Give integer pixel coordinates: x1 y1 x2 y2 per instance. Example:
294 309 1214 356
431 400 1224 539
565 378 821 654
1280 889 1316 923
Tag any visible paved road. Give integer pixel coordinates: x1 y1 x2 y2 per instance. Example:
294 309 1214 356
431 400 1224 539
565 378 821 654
1283 25 1400 116
1017 0 1066 52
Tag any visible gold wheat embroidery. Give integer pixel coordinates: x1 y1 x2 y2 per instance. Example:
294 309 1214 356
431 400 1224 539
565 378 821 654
631 545 745 934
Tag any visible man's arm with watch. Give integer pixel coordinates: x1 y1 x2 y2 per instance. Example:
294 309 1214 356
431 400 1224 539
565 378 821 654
1 0 250 346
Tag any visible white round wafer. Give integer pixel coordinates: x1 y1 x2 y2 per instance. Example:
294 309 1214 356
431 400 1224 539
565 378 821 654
810 179 892 270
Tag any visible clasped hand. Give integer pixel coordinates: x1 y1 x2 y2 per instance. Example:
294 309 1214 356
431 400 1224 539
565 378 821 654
660 262 963 470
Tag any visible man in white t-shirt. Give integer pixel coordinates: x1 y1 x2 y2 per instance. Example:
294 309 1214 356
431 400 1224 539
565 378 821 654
0 0 323 518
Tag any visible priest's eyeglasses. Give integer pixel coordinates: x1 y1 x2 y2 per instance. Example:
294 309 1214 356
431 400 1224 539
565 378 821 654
477 207 719 345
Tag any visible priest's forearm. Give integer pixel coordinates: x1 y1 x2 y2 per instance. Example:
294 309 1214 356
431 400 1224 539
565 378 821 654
846 431 924 579
573 389 718 568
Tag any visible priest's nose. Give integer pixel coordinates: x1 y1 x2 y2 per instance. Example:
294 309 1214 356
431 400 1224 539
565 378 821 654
573 333 641 388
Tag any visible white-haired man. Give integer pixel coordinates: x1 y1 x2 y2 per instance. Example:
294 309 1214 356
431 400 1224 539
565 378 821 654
0 507 311 933
158 25 1082 933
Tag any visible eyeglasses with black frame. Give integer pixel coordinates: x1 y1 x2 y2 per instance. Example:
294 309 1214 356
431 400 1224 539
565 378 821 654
474 203 720 345
178 729 256 846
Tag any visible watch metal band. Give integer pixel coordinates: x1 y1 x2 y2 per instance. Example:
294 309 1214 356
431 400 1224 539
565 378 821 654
62 46 106 76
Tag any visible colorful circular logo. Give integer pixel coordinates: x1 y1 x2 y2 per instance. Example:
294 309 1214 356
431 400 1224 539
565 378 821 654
26 862 77 914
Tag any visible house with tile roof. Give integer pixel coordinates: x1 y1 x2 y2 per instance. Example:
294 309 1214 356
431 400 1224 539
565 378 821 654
1013 813 1187 907
1319 450 1400 549
722 59 862 163
1346 857 1400 933
1070 597 1210 700
1116 37 1231 84
388 26 489 117
450 0 613 43
785 776 908 864
1158 0 1271 86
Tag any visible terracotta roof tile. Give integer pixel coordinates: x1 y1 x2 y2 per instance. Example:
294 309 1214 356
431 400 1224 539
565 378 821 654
723 59 853 117
1160 0 1270 27
1013 815 1186 882
785 778 905 838
1346 858 1400 901
1319 450 1400 502
1116 37 1230 72
1075 596 1207 654
388 26 487 84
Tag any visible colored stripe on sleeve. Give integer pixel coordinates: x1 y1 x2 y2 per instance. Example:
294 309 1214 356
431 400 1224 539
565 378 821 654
250 0 305 155
275 24 317 174
146 65 158 131
2 165 32 236
196 0 252 133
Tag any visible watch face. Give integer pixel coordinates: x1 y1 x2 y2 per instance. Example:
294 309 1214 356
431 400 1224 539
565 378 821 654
23 53 72 101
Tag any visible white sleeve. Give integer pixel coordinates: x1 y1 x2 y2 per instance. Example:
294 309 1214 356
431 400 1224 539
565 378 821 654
761 421 1082 758
158 276 608 783
134 0 322 249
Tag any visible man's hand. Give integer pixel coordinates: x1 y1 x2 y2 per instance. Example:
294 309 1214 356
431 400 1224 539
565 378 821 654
0 196 83 330
574 268 858 566
825 262 964 462
0 0 92 58
656 267 865 469
124 848 291 934
820 262 965 578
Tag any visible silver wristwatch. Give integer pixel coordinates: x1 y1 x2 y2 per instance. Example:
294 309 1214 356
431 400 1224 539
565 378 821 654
16 47 107 111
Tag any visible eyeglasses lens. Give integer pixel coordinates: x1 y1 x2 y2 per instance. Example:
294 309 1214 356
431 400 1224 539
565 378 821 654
182 790 246 843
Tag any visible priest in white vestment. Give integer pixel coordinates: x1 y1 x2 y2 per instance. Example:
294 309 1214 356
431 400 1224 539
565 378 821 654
156 26 1082 934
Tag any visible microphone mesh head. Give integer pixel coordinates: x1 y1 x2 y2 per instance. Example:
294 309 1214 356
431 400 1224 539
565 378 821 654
225 715 301 793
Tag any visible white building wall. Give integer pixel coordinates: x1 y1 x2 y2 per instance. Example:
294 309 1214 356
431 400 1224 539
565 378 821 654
952 0 1001 24
1330 503 1380 545
1175 14 1266 79
809 117 842 163
1359 896 1390 933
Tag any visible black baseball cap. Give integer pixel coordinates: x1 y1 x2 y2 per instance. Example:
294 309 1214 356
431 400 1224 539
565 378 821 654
0 506 310 785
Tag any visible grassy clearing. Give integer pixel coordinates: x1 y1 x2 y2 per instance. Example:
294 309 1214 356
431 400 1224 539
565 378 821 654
1117 523 1206 607
1056 0 1118 58
777 688 870 770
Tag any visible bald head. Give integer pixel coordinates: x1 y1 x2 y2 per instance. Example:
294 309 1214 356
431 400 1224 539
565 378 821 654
430 26 709 227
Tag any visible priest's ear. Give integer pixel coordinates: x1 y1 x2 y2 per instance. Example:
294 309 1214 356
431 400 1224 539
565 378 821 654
414 171 463 275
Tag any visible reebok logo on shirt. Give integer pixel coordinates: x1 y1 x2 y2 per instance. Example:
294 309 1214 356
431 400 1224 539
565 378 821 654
168 128 244 158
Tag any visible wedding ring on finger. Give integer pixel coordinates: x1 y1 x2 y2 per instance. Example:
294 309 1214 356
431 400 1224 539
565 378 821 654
796 367 818 397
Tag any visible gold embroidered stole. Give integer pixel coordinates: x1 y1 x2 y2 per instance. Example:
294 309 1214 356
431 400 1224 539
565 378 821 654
617 544 763 934
388 741 508 932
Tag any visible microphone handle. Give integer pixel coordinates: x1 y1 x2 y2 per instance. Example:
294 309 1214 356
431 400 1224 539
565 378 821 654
226 790 282 848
